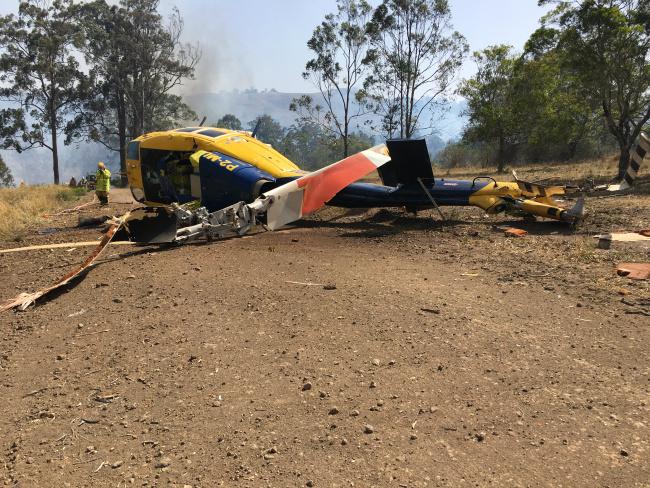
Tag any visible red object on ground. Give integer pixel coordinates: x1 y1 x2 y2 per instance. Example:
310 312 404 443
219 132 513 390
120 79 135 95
616 263 650 280
504 227 528 237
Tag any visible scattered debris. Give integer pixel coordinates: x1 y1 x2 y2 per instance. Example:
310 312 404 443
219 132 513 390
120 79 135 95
503 227 528 237
43 197 97 218
1 212 132 311
596 230 650 249
420 307 440 314
77 215 111 228
285 280 325 287
616 263 650 280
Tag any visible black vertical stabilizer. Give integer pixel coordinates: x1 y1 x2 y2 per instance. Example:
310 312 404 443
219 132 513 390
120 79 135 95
378 139 433 187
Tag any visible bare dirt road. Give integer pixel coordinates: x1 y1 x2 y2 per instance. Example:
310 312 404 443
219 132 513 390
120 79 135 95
1 190 649 487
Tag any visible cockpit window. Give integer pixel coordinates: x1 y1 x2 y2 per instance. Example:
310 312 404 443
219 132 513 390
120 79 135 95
198 129 227 137
175 127 201 132
127 141 139 160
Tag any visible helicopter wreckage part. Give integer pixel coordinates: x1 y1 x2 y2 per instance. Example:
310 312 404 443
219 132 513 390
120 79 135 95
132 144 394 245
262 145 392 230
602 132 649 192
514 196 585 223
114 207 178 244
2 212 132 312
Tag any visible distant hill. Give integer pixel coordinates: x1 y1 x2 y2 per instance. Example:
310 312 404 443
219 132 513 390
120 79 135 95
185 89 466 139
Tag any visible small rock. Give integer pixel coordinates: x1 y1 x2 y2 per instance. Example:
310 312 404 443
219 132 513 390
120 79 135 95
363 424 374 434
155 457 171 468
474 432 486 442
350 409 360 417
263 453 274 461
56 354 65 361
369 381 377 388
388 360 396 366
620 449 629 457
306 481 314 487
267 446 278 454
341 437 348 445
371 358 381 366
328 407 340 415
410 434 418 441
112 298 123 303
302 382 312 391
111 460 123 469
323 284 337 290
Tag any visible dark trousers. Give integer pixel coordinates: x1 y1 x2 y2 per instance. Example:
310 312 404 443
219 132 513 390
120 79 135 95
96 190 109 205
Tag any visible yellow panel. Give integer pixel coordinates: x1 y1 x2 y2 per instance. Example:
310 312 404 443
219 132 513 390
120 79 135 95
135 128 304 178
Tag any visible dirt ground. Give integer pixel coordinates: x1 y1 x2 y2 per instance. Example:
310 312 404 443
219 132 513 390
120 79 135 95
1 187 649 487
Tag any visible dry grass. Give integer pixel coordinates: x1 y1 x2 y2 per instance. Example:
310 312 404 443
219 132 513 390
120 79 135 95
440 155 621 183
0 185 87 240
361 154 626 185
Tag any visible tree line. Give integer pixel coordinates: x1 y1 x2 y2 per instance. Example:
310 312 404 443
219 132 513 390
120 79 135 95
444 0 650 177
299 0 650 178
0 0 199 184
1 0 648 186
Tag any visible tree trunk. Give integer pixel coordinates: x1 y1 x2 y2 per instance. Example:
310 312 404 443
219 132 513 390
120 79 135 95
617 143 630 180
51 115 60 185
497 135 505 173
117 91 128 185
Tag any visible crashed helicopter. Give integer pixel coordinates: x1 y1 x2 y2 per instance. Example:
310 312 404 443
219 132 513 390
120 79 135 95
119 125 650 245
2 126 647 312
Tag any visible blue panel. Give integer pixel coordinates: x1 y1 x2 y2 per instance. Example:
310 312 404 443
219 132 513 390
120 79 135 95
328 179 489 208
198 151 275 211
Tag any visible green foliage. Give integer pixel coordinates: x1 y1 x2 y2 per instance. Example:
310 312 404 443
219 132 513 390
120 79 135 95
459 45 520 172
534 0 650 177
459 43 615 168
434 141 487 169
279 120 374 171
72 0 199 178
0 154 14 188
291 0 373 158
248 115 286 148
216 114 243 130
364 0 468 138
0 0 88 184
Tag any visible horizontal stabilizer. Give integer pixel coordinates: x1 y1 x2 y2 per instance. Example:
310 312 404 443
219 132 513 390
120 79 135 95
512 170 566 197
378 139 433 187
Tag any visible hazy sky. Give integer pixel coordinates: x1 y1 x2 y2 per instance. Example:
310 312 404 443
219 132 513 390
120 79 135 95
158 0 552 93
0 0 551 93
